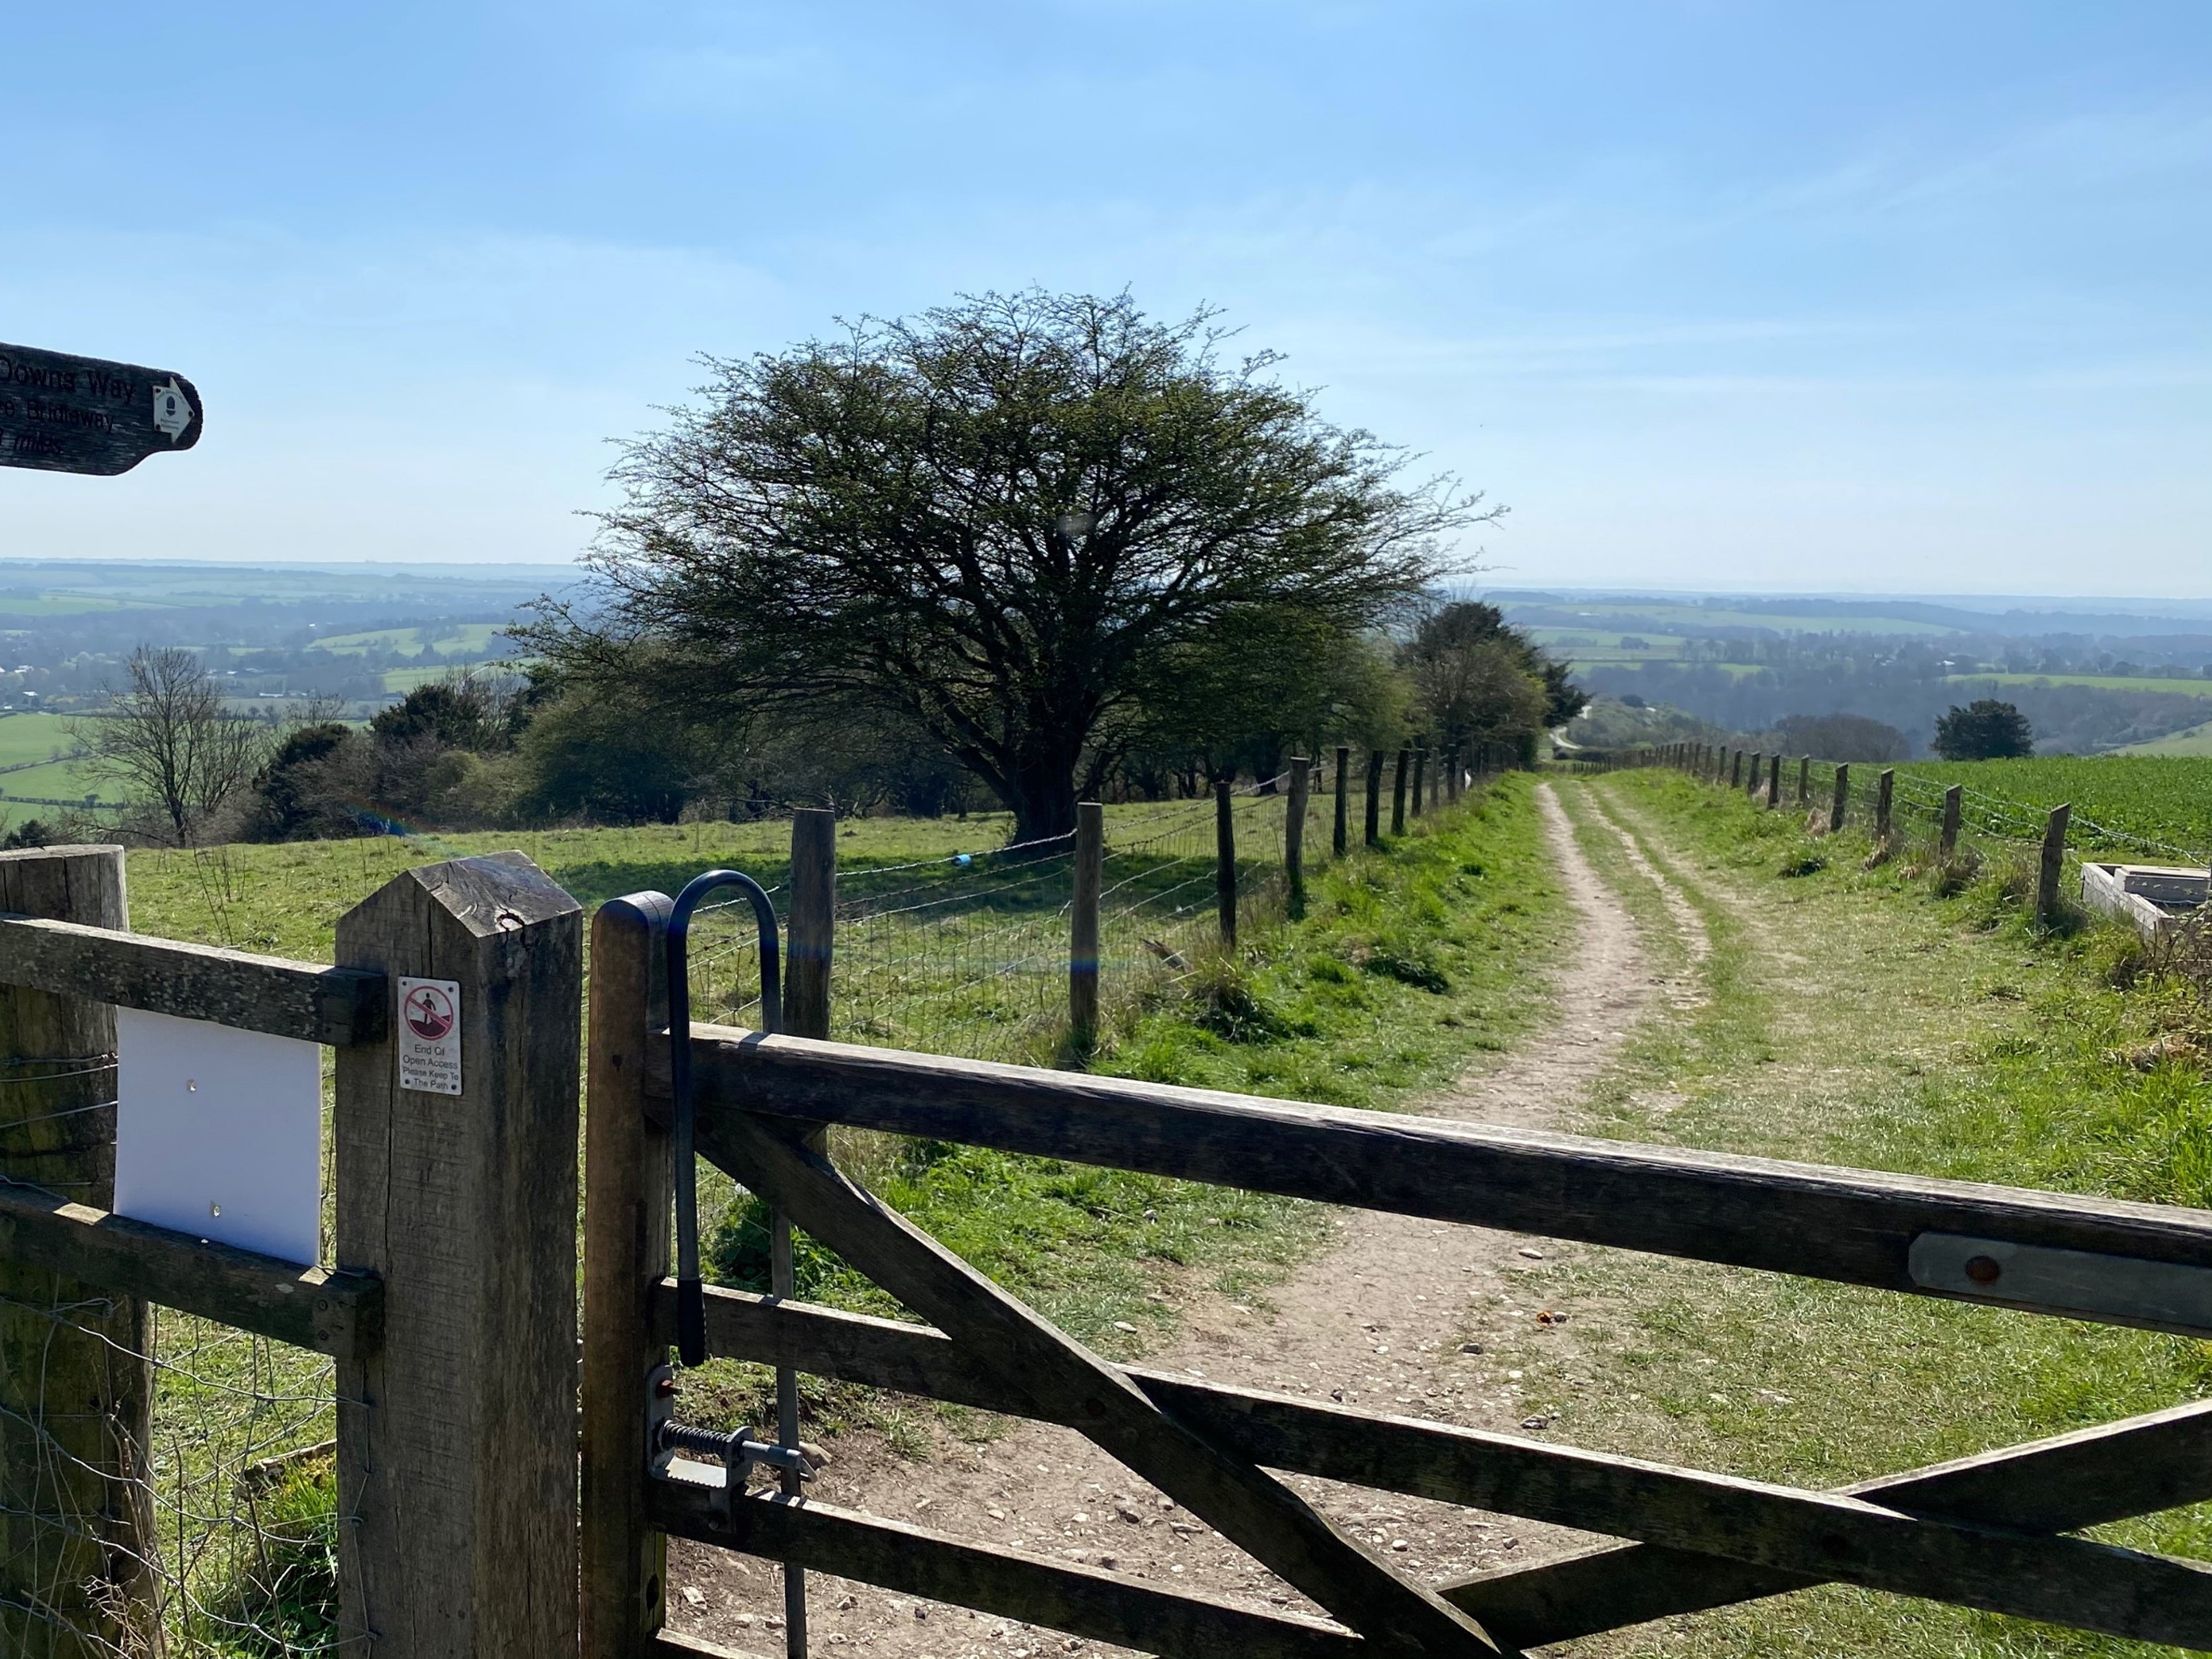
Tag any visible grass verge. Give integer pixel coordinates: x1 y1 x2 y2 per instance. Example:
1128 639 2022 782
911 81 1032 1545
1525 770 2212 1659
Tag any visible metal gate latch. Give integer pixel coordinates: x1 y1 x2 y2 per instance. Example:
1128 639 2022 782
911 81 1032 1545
646 1362 814 1526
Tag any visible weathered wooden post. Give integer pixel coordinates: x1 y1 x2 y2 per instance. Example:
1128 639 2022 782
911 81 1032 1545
1071 802 1102 1049
1940 784 1964 859
788 807 836 1041
1875 769 1895 843
1766 753 1780 809
1446 744 1462 804
1363 750 1384 845
1214 780 1238 948
2037 803 2072 927
1284 758 1309 919
1829 762 1850 834
1798 755 1811 807
1746 751 1762 796
1334 745 1351 856
1409 747 1426 819
582 890 672 1659
1391 748 1409 836
1729 749 1742 788
335 853 583 1659
0 846 154 1659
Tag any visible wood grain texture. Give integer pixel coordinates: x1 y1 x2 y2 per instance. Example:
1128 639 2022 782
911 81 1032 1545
786 810 836 1043
0 1182 374 1355
687 1109 1504 1659
662 1283 2212 1642
0 342 202 476
334 852 583 1659
0 913 384 1044
1071 804 1102 1047
584 895 676 1659
656 1030 2212 1333
1334 747 1350 856
0 846 153 1657
1446 1396 2212 1647
649 1482 1367 1659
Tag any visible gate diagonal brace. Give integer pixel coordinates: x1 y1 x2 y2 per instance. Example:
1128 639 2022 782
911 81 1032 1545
1442 1395 2212 1650
689 1101 1511 1659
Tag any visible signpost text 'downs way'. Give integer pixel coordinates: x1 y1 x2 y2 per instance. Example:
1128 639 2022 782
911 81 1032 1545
0 341 202 475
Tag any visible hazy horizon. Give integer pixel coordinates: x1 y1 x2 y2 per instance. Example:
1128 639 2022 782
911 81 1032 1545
4 4 2206 593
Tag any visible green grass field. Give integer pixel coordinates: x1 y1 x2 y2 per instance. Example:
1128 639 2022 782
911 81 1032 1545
1944 670 2212 699
1546 772 2212 1658
1891 753 2212 861
2123 719 2212 757
307 621 507 657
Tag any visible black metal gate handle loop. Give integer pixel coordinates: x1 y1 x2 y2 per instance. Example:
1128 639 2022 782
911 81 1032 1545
668 869 782 1368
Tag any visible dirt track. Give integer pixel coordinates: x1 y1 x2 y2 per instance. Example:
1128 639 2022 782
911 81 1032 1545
674 782 1701 1657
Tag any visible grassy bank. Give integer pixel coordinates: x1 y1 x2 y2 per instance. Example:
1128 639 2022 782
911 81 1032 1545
1532 771 2210 1658
694 774 1571 1431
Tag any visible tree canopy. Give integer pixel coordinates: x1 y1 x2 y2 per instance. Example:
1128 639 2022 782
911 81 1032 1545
1933 699 2034 761
522 290 1490 840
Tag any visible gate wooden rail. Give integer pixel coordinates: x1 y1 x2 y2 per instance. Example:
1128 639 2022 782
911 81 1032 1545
582 889 2212 1657
0 844 582 1658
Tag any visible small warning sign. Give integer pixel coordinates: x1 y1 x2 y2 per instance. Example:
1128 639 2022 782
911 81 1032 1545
397 977 462 1096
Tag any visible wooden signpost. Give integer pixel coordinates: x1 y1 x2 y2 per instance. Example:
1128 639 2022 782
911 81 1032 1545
0 342 202 475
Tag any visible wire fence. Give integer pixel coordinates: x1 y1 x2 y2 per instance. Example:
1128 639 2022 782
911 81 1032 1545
0 1056 351 1659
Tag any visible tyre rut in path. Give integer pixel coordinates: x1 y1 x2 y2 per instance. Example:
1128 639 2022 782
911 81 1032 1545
677 782 1698 1657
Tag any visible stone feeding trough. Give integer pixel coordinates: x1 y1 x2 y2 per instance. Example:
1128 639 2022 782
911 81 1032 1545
2080 861 2211 939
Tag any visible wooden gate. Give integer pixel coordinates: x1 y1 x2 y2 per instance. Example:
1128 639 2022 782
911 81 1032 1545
582 888 2212 1657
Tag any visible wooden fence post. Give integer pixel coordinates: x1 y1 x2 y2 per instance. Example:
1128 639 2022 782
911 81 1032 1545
1409 747 1426 819
581 891 672 1659
1071 803 1102 1048
1766 753 1781 809
1333 746 1350 856
1730 749 1742 788
1940 784 1964 859
1391 748 1409 836
0 846 154 1659
335 853 583 1659
1284 758 1309 919
1798 755 1810 806
2037 803 2072 927
1747 752 1763 797
788 807 836 1042
1446 744 1462 804
1214 781 1237 948
1875 769 1895 842
1829 762 1850 834
1363 750 1383 846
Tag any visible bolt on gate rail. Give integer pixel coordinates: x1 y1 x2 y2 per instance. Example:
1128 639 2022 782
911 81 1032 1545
583 881 2212 1658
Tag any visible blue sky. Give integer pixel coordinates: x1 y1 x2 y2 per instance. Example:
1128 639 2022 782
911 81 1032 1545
3 2 2206 594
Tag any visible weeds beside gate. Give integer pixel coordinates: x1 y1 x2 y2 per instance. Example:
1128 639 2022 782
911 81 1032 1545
582 884 2212 1657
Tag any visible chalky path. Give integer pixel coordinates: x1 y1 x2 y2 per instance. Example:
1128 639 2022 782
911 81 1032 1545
679 782 1703 1657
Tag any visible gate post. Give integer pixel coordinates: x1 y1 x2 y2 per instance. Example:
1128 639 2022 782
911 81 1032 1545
581 892 673 1659
334 854 583 1658
0 845 153 1658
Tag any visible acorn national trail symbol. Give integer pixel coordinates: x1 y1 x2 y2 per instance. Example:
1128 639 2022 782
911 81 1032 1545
0 341 203 475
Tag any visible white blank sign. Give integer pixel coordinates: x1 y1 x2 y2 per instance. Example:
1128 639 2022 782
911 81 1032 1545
113 1008 323 1265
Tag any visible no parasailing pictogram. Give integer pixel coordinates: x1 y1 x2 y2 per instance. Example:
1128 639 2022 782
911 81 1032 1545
0 340 204 475
397 977 463 1096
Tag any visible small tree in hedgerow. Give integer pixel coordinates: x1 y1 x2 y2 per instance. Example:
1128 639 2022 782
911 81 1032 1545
521 289 1492 843
1933 699 2034 761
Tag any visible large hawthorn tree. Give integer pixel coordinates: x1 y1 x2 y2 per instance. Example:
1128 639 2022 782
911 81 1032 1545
525 290 1488 840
